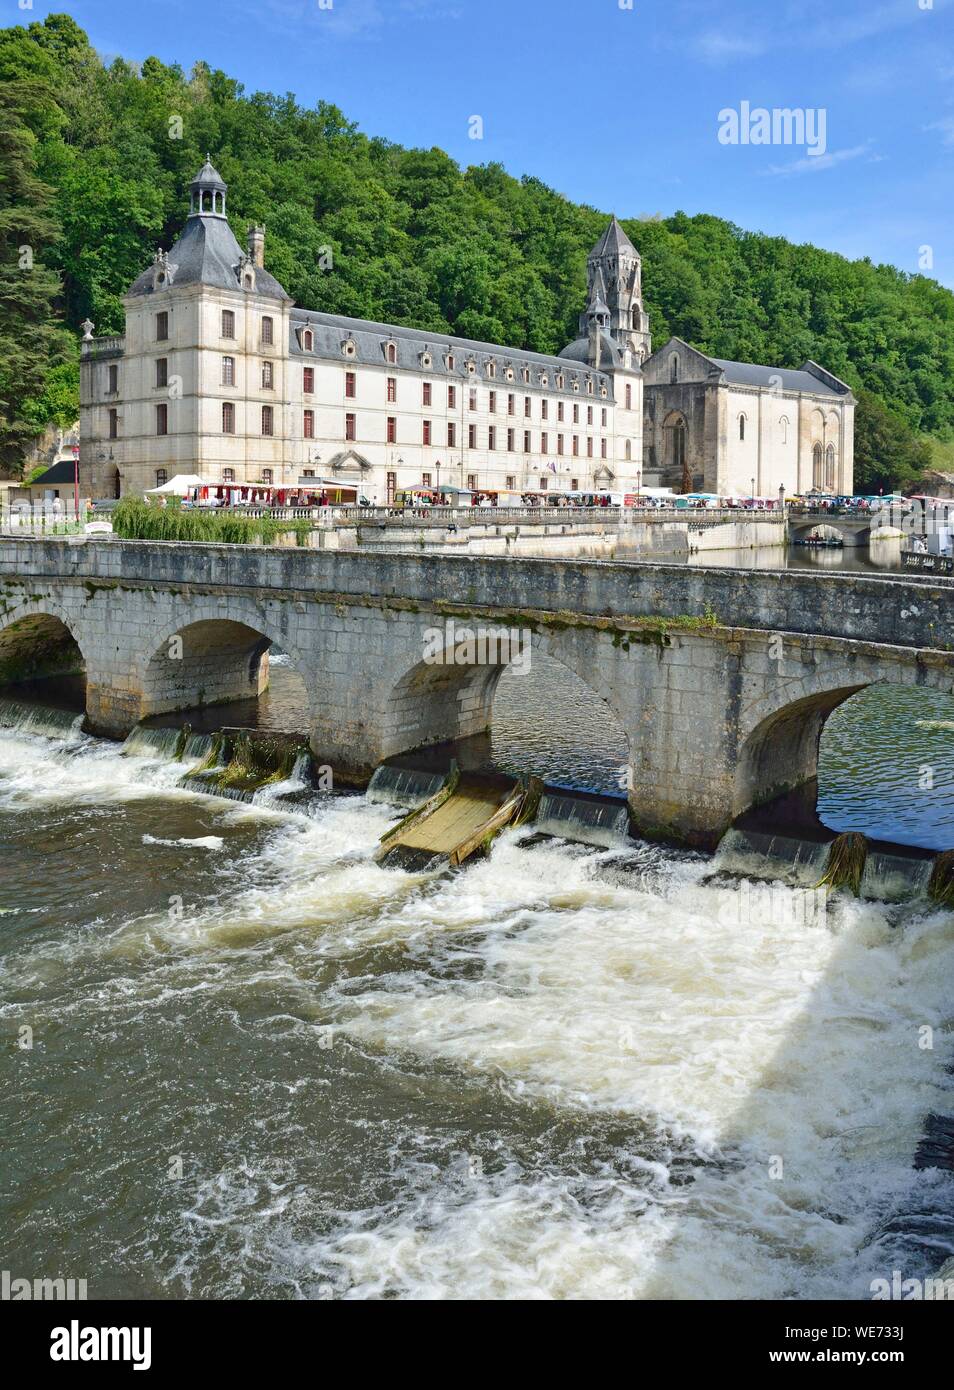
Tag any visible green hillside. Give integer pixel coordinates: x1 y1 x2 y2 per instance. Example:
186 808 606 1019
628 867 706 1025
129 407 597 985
1 12 950 488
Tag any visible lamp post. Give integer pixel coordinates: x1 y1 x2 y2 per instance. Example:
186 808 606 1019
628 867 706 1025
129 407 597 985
636 468 642 507
751 475 756 508
435 458 441 500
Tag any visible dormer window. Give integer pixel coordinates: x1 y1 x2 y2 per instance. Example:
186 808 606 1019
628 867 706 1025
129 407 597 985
385 341 397 364
343 339 356 357
486 361 496 379
467 359 476 375
303 329 314 351
572 379 580 392
522 367 530 383
586 379 594 394
541 374 548 388
446 353 455 371
421 351 432 369
505 366 514 382
556 374 564 389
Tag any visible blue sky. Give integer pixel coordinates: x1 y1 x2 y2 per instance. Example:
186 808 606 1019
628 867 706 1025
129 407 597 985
37 0 954 284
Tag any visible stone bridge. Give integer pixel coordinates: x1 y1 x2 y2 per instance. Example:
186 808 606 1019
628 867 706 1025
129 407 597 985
1 537 952 847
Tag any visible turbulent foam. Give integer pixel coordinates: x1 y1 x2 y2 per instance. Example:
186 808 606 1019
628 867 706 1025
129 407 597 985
2 721 954 1301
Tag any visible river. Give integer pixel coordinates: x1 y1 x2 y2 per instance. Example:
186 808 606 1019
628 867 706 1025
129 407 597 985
1 651 953 1300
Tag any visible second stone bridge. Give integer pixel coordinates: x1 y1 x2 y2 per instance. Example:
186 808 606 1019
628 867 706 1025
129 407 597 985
1 538 952 847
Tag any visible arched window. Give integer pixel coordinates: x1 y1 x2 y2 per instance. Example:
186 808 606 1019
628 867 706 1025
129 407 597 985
303 330 313 351
779 416 790 445
812 443 823 490
739 414 746 442
664 413 687 473
670 355 679 384
386 343 397 364
825 443 837 491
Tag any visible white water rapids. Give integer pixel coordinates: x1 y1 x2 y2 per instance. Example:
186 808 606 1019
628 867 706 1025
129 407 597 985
1 710 953 1300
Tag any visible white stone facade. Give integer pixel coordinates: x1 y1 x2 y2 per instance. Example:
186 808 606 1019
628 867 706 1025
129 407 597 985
79 162 852 504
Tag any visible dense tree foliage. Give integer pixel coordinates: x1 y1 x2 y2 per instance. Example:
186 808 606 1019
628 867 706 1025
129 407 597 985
2 14 951 485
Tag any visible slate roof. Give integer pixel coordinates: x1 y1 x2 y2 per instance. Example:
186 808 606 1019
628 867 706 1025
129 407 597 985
290 308 614 394
558 331 622 367
30 459 77 485
127 215 289 300
589 216 637 260
709 357 848 397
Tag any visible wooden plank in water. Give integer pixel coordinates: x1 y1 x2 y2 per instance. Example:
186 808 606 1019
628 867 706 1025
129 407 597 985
399 782 501 853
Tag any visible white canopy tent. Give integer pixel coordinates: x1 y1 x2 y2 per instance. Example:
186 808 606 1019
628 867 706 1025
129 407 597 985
145 474 211 496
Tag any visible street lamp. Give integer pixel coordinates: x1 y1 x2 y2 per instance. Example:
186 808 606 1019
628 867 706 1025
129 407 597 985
636 468 642 506
751 476 756 508
435 458 442 499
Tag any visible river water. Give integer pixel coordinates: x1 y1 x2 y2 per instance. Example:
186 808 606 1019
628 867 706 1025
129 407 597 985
2 651 954 1300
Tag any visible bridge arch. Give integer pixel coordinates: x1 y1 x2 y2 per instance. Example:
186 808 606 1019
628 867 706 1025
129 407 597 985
0 605 87 692
735 660 954 819
138 611 309 722
378 621 633 770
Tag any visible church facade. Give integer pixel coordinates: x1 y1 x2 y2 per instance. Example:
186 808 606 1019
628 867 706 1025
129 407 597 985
79 159 853 502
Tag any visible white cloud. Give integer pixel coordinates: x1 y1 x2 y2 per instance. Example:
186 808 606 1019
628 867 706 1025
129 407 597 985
926 116 954 146
694 32 766 65
764 143 874 177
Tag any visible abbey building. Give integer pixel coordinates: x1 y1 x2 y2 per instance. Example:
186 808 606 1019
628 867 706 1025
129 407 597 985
79 159 854 501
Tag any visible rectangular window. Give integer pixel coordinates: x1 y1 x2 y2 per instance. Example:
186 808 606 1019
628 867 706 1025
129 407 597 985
601 439 608 459
222 402 235 433
222 356 235 386
573 404 579 424
156 311 168 341
467 473 478 490
262 469 273 484
602 407 607 427
506 475 516 489
489 390 496 414
571 478 579 491
261 405 274 436
507 393 515 416
524 396 531 418
423 420 432 445
447 385 456 409
156 403 168 435
387 377 397 403
469 388 478 411
221 310 235 338
523 430 531 452
468 423 477 449
108 408 118 439
488 426 497 450
345 412 356 441
387 416 397 444
587 438 593 458
447 422 456 447
155 358 168 388
625 384 632 410
262 361 274 389
557 402 565 423
261 316 274 346
557 434 564 455
572 436 579 457
155 469 167 487
507 428 515 452
541 431 548 453
587 406 593 425
107 364 118 394
541 400 548 421
223 468 235 482
422 472 431 487
386 471 396 504
447 354 455 371
540 476 548 491
345 371 356 398
422 382 432 406
304 409 315 439
303 367 315 394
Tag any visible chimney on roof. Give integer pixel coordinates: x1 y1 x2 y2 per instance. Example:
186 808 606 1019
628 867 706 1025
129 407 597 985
248 225 265 269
